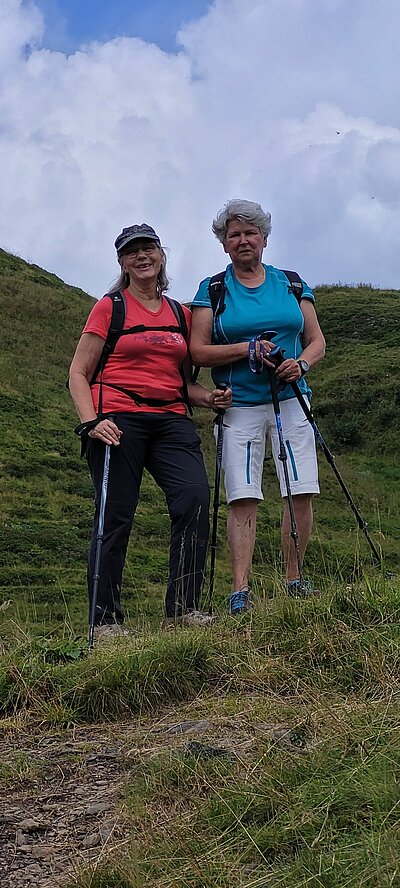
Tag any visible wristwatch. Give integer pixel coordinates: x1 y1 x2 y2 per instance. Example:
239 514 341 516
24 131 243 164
297 359 310 377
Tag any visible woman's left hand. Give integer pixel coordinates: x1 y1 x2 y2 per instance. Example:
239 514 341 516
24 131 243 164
273 358 303 383
209 386 232 410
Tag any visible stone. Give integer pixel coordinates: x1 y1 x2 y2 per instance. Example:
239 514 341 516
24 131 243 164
31 845 57 860
185 741 231 759
163 719 211 735
17 818 43 831
82 832 101 849
85 801 111 815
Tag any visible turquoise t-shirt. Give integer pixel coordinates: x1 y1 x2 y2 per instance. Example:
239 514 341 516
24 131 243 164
192 264 314 406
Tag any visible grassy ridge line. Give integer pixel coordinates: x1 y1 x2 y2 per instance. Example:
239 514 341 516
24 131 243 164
1 585 399 724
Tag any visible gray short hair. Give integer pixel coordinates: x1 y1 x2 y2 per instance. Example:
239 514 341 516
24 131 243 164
212 199 272 244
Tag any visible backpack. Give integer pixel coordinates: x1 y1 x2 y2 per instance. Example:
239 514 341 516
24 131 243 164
92 290 191 414
191 268 304 382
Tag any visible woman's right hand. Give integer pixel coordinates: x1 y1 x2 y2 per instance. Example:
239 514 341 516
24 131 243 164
257 338 276 366
88 418 122 445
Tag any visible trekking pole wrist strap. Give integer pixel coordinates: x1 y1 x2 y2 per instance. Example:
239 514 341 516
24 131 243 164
248 337 265 374
74 414 113 438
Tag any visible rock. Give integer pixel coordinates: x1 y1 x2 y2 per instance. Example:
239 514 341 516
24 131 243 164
163 719 211 735
17 818 43 831
85 801 111 815
31 844 57 859
82 832 101 849
185 741 231 759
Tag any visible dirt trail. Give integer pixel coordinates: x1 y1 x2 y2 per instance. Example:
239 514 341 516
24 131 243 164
0 707 304 887
0 721 135 887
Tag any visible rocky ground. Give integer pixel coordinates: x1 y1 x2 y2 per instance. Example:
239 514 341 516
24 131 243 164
0 707 308 887
0 721 132 887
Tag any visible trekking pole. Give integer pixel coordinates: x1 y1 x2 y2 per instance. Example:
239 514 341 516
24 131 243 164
267 366 304 584
207 384 228 614
268 346 382 565
89 441 112 649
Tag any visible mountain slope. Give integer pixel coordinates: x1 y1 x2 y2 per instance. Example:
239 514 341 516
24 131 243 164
0 249 399 634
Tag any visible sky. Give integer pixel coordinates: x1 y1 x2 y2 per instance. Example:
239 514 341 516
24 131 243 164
1 0 400 300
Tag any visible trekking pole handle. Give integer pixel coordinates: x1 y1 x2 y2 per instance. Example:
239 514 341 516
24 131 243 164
74 412 117 438
214 383 229 414
267 345 286 366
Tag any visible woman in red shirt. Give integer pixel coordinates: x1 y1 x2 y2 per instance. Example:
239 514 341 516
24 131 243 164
69 223 231 641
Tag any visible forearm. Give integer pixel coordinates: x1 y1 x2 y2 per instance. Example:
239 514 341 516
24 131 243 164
298 337 326 369
187 382 214 408
187 382 232 411
297 302 326 370
69 371 97 422
190 341 248 367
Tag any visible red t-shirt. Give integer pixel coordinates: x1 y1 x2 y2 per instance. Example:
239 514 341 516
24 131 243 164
83 290 192 414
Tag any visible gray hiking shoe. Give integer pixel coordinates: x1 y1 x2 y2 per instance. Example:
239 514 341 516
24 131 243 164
286 579 320 598
93 623 132 643
162 611 216 629
162 616 178 630
181 610 216 627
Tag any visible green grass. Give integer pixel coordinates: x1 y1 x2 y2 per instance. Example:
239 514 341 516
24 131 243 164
0 252 399 639
65 694 400 888
1 582 399 723
0 252 400 886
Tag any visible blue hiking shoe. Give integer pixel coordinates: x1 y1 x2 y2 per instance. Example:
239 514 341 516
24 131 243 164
229 589 252 615
286 579 320 598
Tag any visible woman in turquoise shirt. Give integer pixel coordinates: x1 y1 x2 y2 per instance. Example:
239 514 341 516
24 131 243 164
190 199 326 614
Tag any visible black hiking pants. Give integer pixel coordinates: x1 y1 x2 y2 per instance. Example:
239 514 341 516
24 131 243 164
86 412 210 623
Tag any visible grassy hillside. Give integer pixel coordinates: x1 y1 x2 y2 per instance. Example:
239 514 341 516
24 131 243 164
0 250 399 888
0 249 399 637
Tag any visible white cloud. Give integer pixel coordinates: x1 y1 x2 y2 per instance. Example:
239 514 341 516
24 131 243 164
0 0 43 72
0 0 399 299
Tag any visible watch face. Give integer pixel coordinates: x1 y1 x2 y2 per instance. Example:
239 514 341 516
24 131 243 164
299 360 309 375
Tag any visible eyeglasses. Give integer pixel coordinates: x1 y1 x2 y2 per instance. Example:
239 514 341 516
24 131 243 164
122 242 159 256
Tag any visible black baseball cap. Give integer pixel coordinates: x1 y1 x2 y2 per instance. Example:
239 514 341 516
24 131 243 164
114 223 161 256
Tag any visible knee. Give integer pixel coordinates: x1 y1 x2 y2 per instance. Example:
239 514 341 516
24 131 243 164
170 484 210 522
189 484 210 517
229 498 259 519
294 493 313 509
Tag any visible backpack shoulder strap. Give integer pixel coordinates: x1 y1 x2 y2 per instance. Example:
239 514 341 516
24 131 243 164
280 270 303 304
191 271 227 385
164 295 188 341
91 290 126 384
163 295 193 415
208 271 227 317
